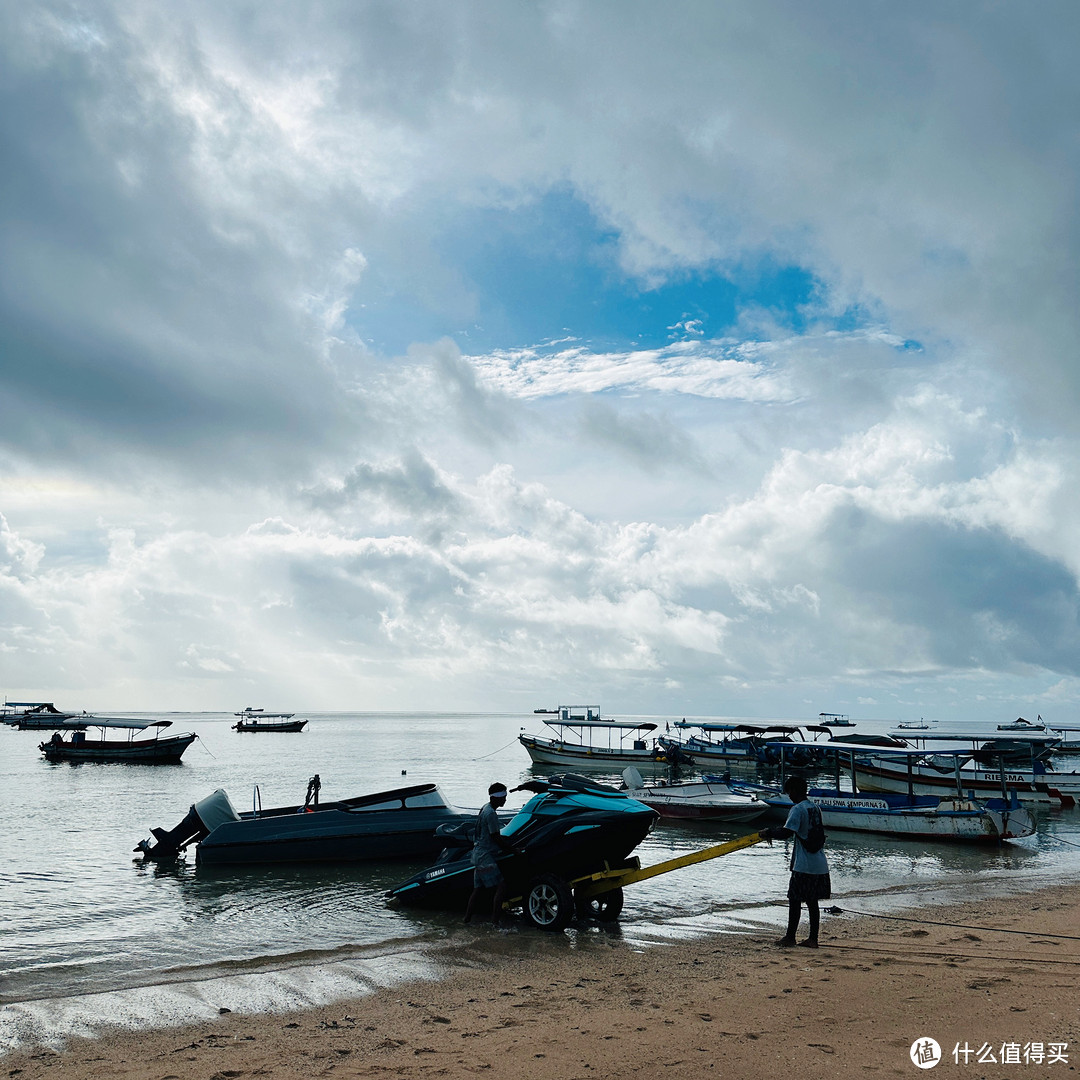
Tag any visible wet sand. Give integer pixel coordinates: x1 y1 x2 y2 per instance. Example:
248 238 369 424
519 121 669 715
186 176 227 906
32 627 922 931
5 885 1080 1079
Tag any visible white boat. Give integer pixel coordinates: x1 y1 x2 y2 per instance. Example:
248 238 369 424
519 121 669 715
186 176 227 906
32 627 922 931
741 743 1036 842
519 708 660 768
39 718 198 763
620 767 769 823
234 706 296 720
998 716 1046 731
2 701 80 728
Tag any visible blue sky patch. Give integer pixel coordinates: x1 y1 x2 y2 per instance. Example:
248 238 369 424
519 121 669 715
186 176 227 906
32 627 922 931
354 187 843 355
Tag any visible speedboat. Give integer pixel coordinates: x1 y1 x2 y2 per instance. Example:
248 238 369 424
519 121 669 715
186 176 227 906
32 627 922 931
997 716 1046 732
620 766 768 823
135 775 476 865
387 774 658 930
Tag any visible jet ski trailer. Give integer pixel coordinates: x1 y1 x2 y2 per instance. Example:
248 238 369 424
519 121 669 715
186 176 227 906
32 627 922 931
387 773 769 931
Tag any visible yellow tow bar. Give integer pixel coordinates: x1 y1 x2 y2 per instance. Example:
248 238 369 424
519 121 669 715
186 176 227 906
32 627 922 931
572 829 768 900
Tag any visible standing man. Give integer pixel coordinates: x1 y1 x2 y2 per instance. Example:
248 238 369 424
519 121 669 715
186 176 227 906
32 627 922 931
763 775 830 948
464 782 516 925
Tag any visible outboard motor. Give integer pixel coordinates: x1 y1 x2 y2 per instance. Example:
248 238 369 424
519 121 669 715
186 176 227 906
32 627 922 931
135 789 240 859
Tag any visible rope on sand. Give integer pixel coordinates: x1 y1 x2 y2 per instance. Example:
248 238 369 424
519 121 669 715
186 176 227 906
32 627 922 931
826 905 1080 942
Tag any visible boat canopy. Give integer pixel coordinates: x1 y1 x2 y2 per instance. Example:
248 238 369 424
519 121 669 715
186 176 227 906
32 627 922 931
675 721 834 738
767 740 972 758
83 717 173 730
675 721 799 734
885 729 1060 744
543 719 657 731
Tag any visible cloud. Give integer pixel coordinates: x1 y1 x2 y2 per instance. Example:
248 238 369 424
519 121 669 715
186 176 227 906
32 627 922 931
2 1 1080 717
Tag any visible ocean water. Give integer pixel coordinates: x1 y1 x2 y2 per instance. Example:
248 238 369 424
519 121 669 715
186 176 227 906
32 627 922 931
2 710 1080 1052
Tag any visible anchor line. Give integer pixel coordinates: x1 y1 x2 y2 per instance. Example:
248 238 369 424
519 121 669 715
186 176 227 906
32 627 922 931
472 736 522 761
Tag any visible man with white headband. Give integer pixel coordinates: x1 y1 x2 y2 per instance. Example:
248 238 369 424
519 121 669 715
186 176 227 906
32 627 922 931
464 782 516 925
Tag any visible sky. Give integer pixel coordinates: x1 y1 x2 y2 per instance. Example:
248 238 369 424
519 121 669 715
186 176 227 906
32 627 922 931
3 1 1080 722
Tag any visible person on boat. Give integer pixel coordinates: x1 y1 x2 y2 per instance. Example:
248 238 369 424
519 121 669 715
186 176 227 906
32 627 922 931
463 782 517 926
762 775 830 949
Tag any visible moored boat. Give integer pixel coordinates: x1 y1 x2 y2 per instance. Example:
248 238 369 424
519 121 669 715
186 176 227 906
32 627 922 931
3 701 81 728
233 716 307 732
819 713 855 727
620 766 768 823
519 708 662 768
657 721 835 767
39 718 197 763
736 742 1037 842
868 728 1077 805
135 775 476 865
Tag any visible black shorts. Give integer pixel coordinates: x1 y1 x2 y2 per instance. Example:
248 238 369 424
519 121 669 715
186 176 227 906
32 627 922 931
788 871 831 902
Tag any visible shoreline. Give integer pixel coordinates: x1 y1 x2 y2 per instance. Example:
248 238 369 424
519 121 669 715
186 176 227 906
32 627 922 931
5 882 1080 1079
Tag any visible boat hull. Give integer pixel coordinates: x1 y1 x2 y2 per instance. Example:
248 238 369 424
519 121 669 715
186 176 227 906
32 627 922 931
808 792 1034 842
853 756 1078 807
519 734 660 768
233 720 308 732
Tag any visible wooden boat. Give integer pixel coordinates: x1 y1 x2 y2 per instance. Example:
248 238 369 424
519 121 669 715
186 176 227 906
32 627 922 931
620 767 768 823
135 775 477 865
519 708 661 768
39 718 197 763
232 707 306 732
866 729 1079 806
233 716 307 732
736 743 1036 842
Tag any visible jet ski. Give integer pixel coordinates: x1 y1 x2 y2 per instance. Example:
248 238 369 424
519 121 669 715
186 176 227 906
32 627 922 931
387 774 659 931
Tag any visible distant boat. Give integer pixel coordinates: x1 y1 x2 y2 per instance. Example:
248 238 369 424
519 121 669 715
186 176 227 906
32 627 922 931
232 707 306 732
2 701 80 729
519 707 662 768
39 718 197 764
997 716 1046 731
819 713 855 727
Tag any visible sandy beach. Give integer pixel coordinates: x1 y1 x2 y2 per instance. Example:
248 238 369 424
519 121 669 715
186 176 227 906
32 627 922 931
5 884 1080 1080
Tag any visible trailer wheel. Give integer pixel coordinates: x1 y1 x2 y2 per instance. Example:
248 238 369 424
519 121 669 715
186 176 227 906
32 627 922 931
576 886 624 922
525 874 574 931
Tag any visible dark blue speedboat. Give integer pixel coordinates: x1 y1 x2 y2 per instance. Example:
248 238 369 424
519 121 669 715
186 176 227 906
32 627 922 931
387 774 658 930
135 775 475 865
